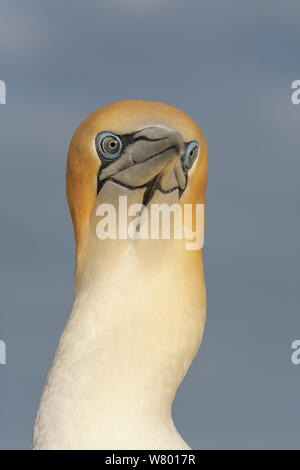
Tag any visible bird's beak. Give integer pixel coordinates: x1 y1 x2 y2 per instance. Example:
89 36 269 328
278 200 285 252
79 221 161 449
98 127 187 200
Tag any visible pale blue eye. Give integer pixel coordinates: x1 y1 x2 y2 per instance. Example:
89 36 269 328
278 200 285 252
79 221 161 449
96 132 122 159
184 141 198 169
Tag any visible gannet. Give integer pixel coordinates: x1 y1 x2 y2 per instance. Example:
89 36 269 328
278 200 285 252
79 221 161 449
32 100 208 450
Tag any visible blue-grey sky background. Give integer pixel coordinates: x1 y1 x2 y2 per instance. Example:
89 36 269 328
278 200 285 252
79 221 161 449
0 0 299 449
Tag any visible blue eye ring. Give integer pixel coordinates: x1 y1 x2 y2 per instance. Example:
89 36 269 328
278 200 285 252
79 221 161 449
184 141 198 169
96 132 123 159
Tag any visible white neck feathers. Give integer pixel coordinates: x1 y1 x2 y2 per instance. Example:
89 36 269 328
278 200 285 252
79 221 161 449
32 211 206 450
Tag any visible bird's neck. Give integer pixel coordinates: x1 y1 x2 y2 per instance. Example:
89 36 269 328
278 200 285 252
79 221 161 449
34 217 206 449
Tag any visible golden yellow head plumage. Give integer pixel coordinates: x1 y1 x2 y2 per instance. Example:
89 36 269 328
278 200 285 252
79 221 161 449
66 100 208 269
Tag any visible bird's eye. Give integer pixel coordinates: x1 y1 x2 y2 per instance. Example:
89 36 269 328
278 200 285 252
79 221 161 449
184 141 198 169
96 132 122 159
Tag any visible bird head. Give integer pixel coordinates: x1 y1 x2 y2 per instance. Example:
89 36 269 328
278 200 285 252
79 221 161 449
66 100 207 271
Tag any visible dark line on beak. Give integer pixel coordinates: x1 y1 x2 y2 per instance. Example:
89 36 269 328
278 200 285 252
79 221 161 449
132 135 170 143
142 174 161 207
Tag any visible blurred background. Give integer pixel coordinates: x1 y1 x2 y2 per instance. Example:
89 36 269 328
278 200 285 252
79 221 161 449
0 0 299 449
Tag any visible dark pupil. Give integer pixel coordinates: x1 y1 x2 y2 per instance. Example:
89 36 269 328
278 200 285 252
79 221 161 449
190 147 197 160
102 136 119 154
